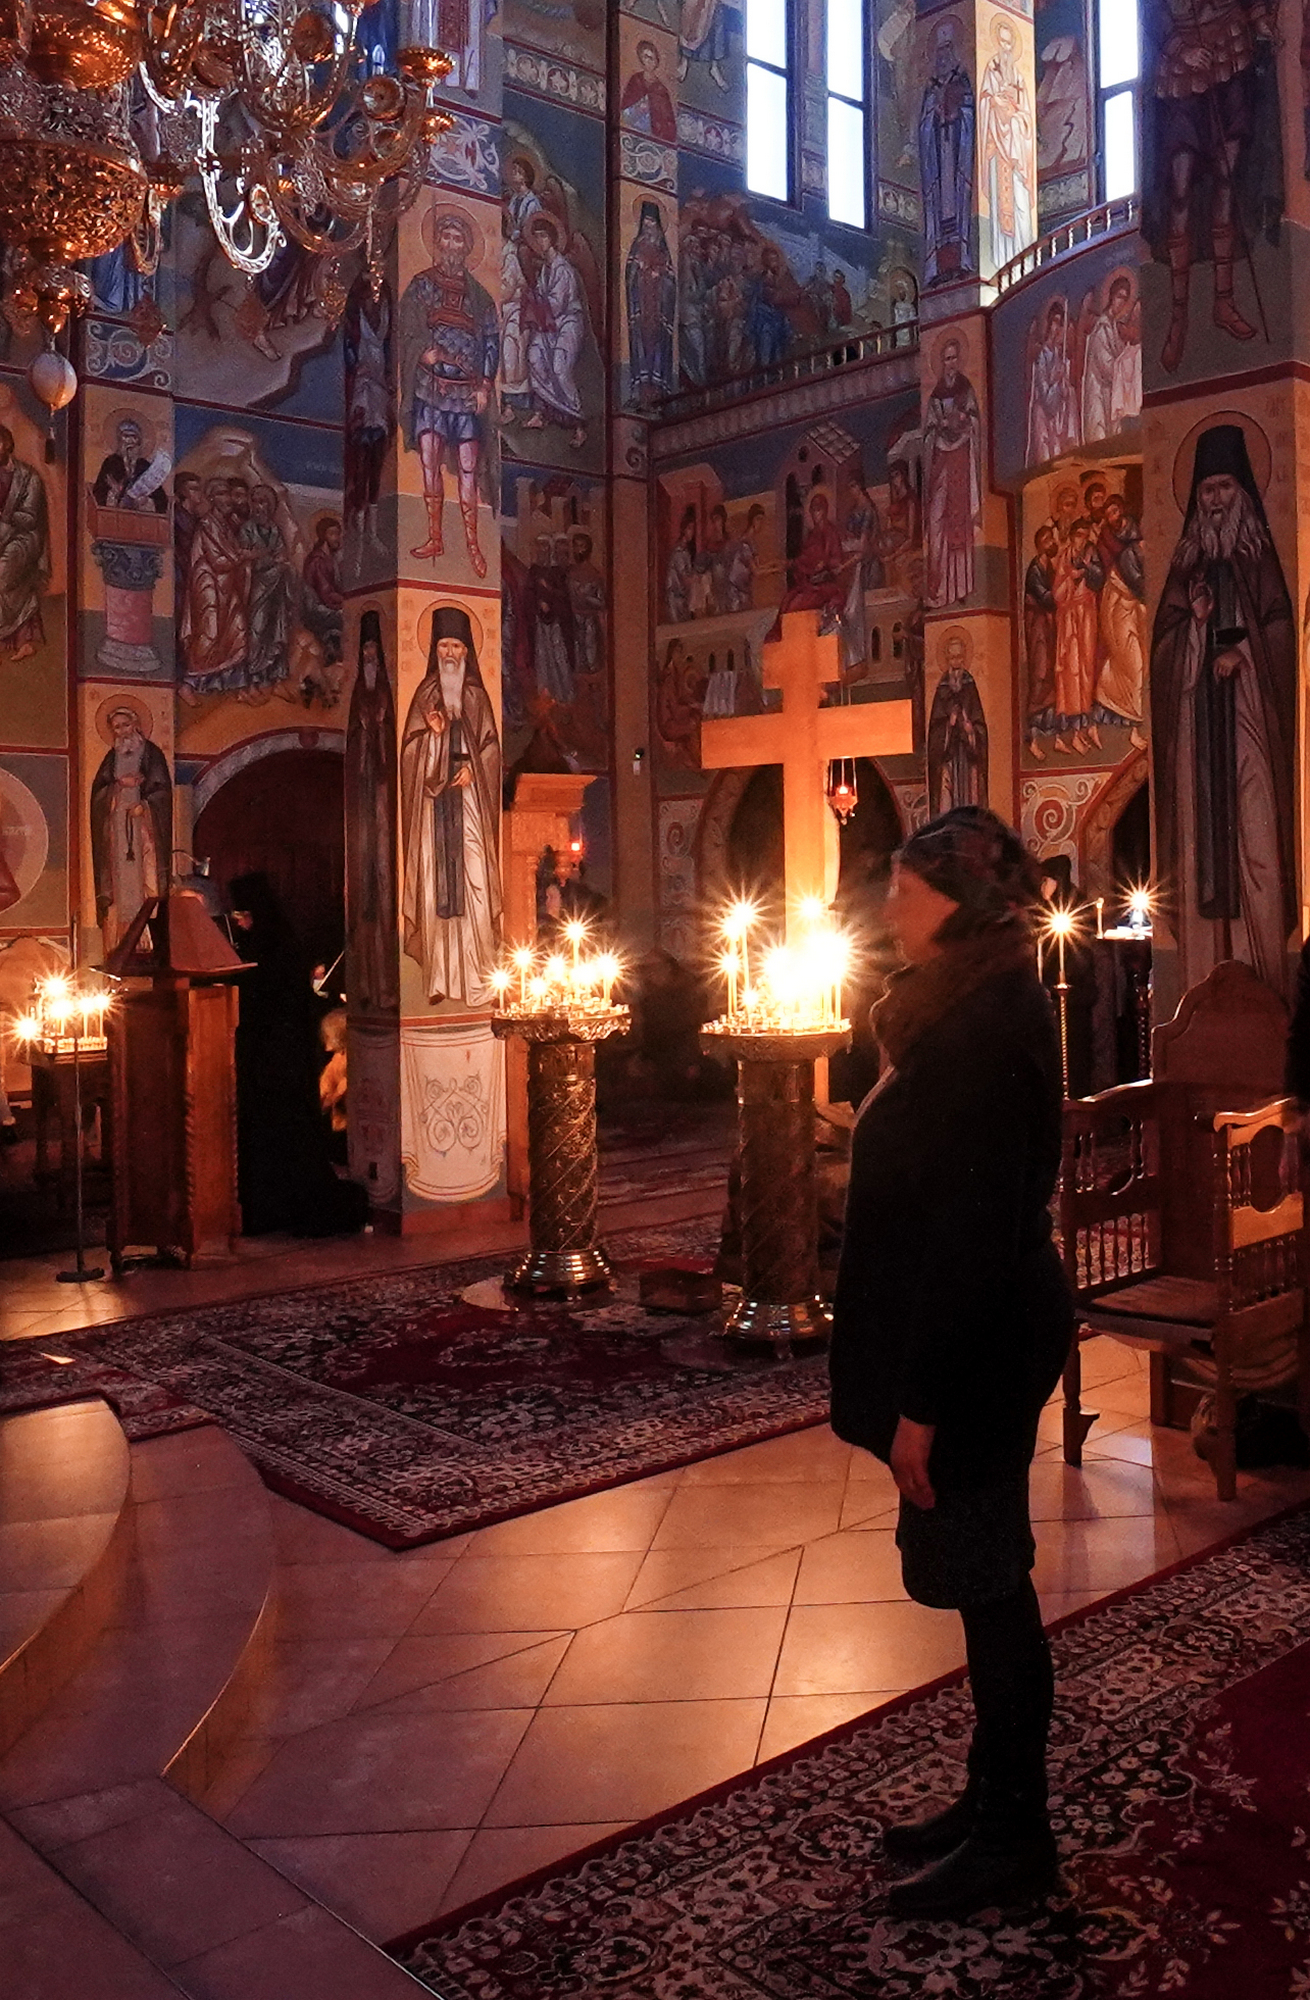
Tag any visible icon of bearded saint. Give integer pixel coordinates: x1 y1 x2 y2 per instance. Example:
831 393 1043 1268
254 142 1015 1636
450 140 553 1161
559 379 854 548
1149 423 1296 996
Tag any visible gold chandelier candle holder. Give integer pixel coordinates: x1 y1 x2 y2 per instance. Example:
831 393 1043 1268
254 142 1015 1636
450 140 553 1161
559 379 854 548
490 924 629 1297
701 899 852 1349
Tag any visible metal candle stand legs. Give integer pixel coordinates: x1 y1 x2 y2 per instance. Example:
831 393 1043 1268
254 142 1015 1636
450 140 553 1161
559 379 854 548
727 1054 829 1347
509 1034 612 1296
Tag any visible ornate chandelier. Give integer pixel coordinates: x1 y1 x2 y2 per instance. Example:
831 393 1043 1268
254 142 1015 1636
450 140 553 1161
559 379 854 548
0 0 453 403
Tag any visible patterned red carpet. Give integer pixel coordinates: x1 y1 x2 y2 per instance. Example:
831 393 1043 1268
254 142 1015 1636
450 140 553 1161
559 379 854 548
395 1505 1310 1996
0 1218 830 1547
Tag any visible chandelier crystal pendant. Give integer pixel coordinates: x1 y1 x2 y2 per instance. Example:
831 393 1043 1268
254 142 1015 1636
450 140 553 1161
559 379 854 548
0 0 454 405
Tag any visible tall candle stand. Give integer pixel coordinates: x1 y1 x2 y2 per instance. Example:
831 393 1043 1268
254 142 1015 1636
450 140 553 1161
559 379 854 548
703 901 852 1349
701 1020 848 1346
490 937 627 1296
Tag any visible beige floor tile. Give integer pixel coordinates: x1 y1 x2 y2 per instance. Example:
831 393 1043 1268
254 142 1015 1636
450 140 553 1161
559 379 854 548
1031 1514 1179 1594
275 1560 452 1641
756 1692 882 1764
677 1426 851 1484
458 1484 673 1556
774 1599 964 1698
246 1829 473 1944
837 1489 900 1534
623 1544 784 1609
409 1551 646 1635
792 1528 906 1606
371 1637 571 1716
224 1704 534 1837
436 1822 631 1918
351 1631 571 1712
483 1698 767 1827
637 1549 802 1611
545 1605 788 1706
1028 1455 1160 1521
256 1640 398 1737
651 1481 845 1550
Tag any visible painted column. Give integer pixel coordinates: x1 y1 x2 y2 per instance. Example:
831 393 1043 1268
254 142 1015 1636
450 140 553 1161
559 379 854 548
915 0 1037 831
344 74 508 1229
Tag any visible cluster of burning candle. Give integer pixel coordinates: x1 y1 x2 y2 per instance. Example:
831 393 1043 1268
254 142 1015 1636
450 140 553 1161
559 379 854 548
711 897 852 1034
13 973 114 1059
490 920 624 1019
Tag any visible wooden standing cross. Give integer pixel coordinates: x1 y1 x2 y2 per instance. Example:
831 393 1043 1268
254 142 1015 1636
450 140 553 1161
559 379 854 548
700 611 914 928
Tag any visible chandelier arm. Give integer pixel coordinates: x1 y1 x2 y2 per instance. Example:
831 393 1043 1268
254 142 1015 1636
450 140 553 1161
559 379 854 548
198 107 281 274
234 33 357 144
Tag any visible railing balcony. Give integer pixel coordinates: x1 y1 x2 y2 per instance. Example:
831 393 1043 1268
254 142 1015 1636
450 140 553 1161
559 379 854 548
655 318 919 428
993 195 1140 297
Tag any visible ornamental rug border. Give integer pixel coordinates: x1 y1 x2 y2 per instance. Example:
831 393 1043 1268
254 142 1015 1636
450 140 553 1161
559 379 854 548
0 1216 832 1550
395 1502 1310 1998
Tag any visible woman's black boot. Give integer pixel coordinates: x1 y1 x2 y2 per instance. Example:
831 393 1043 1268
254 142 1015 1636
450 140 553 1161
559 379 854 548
885 1779 1058 1921
882 1744 982 1862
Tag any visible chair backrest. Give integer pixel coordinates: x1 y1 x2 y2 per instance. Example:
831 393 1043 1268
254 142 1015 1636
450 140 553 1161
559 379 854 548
1212 1096 1304 1310
1153 959 1288 1100
1060 1079 1162 1302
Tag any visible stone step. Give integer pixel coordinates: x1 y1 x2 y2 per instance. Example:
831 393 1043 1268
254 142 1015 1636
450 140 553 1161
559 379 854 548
0 1400 133 1759
1 1421 430 1995
0 1816 187 1999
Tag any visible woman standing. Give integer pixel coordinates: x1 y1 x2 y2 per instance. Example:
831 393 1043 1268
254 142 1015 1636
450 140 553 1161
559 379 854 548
830 806 1074 1921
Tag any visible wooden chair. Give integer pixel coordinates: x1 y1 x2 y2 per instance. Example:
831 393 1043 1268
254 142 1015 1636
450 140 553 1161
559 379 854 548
1059 962 1307 1499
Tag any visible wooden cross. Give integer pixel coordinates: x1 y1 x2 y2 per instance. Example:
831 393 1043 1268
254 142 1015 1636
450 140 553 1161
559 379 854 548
700 611 913 926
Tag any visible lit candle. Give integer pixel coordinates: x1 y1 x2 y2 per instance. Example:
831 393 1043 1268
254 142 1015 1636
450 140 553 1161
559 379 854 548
596 952 620 1010
544 954 568 1002
719 948 738 1022
489 968 511 1009
1095 897 1104 940
512 945 534 1008
564 919 587 971
527 975 547 1008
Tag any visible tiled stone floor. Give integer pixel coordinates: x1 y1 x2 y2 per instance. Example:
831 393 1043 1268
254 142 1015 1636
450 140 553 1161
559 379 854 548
180 1339 1310 1947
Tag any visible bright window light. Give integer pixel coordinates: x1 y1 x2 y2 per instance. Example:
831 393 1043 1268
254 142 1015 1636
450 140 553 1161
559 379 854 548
746 0 787 68
1103 87 1136 198
1099 0 1139 88
826 0 863 87
746 58 790 200
827 96 866 227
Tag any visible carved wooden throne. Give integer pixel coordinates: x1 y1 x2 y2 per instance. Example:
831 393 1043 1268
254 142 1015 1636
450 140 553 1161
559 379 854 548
1059 961 1306 1500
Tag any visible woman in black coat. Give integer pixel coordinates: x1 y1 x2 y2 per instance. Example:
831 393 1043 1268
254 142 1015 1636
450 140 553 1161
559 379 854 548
829 806 1074 1922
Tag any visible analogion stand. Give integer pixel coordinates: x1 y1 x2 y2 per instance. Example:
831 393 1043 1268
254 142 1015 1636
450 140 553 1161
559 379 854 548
701 1022 848 1348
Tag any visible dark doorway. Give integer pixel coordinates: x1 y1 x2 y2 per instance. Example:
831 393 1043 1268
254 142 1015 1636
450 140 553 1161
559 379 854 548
1111 781 1150 892
195 748 345 965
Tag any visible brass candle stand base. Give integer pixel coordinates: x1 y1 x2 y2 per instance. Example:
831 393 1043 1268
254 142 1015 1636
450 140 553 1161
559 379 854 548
701 1024 848 1349
493 1008 628 1297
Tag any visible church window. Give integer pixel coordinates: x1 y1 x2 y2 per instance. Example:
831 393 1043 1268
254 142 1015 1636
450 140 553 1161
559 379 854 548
746 0 795 202
825 0 868 228
1096 0 1139 199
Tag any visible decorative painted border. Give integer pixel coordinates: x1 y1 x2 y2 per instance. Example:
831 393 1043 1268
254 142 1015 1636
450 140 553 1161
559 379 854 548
503 43 606 113
676 107 744 164
424 112 501 198
83 320 173 392
619 129 677 192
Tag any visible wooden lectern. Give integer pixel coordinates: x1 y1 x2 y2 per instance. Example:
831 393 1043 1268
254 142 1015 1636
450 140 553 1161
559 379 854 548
103 892 249 1270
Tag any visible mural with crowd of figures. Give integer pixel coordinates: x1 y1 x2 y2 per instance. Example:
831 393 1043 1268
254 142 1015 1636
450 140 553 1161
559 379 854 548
653 389 924 795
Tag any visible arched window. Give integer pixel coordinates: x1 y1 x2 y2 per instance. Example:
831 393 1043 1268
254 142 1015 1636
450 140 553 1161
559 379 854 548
1097 0 1139 198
